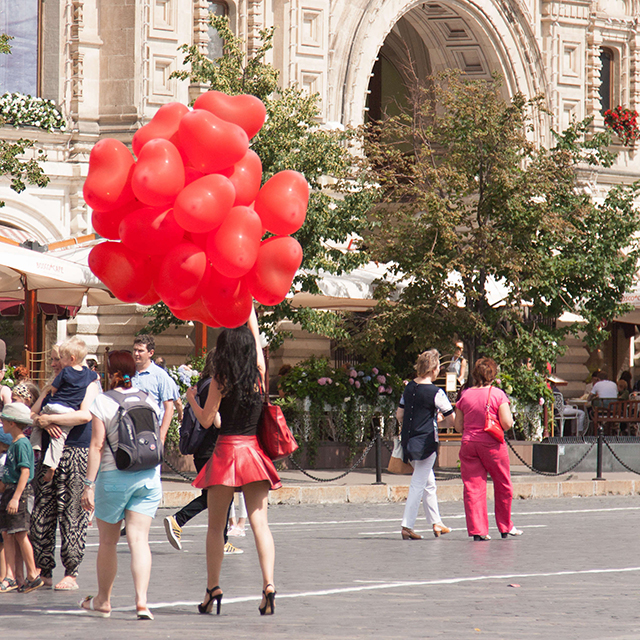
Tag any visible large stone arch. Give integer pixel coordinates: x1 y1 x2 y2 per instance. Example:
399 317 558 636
332 0 550 144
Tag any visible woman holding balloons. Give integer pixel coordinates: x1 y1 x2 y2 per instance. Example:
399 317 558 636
187 307 280 616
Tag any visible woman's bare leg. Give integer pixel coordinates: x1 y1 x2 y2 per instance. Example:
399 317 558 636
205 485 235 595
88 519 121 614
124 510 153 609
242 481 274 593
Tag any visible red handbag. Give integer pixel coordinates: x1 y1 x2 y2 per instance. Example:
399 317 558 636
258 393 299 461
484 386 505 443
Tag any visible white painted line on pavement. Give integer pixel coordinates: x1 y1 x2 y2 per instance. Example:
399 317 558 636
359 524 548 536
36 564 640 616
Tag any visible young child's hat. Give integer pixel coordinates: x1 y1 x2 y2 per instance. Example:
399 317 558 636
0 402 34 426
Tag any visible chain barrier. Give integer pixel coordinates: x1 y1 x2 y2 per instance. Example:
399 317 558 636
287 438 377 482
506 438 596 477
603 439 640 475
162 456 197 483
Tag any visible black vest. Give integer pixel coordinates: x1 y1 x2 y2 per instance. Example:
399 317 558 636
401 381 440 461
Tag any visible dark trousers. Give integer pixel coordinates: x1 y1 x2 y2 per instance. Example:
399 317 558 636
173 456 231 543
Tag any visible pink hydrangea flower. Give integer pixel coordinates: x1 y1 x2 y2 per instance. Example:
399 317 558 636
349 369 358 378
355 380 361 389
327 378 333 385
376 375 386 384
385 386 392 394
372 367 379 375
318 378 327 386
378 385 385 393
539 397 545 406
349 378 355 385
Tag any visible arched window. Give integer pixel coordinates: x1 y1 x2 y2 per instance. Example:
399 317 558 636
207 2 228 61
0 0 40 95
599 47 615 114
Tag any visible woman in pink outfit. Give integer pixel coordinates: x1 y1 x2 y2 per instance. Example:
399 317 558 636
454 357 522 541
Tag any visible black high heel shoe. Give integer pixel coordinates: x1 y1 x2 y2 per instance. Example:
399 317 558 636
473 534 491 541
258 584 276 616
198 586 223 615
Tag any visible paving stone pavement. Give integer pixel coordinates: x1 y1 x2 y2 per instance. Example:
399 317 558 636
7 495 640 639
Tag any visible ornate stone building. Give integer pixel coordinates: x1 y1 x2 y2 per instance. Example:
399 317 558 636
0 1 639 383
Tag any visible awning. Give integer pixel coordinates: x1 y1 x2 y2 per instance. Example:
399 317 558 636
0 240 116 307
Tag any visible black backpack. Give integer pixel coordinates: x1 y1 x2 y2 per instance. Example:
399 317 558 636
105 389 163 471
179 378 212 455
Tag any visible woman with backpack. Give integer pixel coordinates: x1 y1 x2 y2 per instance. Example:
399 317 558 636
79 350 161 620
187 307 280 616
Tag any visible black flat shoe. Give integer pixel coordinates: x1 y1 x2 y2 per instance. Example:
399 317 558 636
198 586 223 615
259 584 276 615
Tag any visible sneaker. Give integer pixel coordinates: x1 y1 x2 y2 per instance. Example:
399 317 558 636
17 576 44 593
228 525 246 537
224 542 244 555
164 515 183 551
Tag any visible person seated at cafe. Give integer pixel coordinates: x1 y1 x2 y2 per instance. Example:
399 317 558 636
617 379 630 401
588 370 618 406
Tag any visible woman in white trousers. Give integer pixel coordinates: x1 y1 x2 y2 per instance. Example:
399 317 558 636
397 350 454 540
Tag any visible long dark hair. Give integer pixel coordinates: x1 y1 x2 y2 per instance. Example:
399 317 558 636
200 349 216 381
212 327 261 406
108 350 136 390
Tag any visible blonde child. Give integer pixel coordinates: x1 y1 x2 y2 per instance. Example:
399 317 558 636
30 337 98 482
0 403 43 593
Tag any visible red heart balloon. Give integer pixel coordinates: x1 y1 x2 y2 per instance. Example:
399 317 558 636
132 102 190 158
89 241 152 303
254 170 309 235
131 138 185 207
155 242 208 309
184 231 211 251
206 206 263 278
178 109 249 174
202 276 253 328
217 150 262 207
137 281 162 306
245 236 303 306
91 199 143 240
83 139 136 212
169 298 220 328
173 174 235 233
194 91 266 139
119 207 184 255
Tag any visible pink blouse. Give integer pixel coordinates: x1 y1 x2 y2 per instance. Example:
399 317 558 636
456 386 510 444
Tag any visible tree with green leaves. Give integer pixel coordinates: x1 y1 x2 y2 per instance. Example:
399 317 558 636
0 35 50 206
354 70 640 386
142 16 373 345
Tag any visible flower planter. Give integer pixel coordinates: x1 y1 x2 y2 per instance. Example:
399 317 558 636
281 440 394 470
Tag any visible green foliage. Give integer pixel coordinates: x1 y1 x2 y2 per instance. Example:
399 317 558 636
356 71 640 403
276 356 402 459
144 15 373 345
0 93 67 132
0 33 12 55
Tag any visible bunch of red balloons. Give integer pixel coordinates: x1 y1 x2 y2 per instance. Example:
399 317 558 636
85 91 307 328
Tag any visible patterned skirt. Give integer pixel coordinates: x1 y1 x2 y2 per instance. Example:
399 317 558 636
192 435 282 490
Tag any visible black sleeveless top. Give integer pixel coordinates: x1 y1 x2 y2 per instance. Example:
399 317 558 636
400 381 440 461
218 388 263 436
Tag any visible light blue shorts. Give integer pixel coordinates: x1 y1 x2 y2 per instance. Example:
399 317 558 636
94 468 162 524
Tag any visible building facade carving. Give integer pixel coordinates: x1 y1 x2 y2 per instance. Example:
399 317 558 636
0 0 639 365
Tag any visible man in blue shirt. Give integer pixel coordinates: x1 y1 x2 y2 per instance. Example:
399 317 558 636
132 335 178 443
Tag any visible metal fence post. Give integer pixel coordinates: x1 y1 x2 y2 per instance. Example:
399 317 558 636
373 416 384 485
593 424 606 481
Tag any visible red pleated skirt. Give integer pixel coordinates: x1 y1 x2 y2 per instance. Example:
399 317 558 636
192 435 282 491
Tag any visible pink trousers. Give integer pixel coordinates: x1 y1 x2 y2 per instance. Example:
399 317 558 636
459 440 513 536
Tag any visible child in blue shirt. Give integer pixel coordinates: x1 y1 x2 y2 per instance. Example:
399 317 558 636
0 403 43 593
